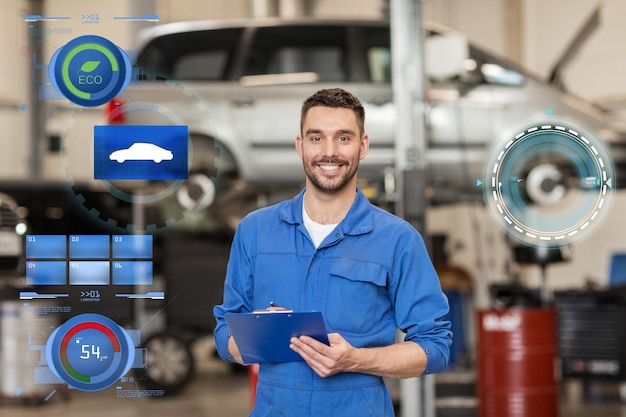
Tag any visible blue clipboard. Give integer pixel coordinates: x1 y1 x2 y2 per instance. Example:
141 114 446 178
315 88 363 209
224 311 329 364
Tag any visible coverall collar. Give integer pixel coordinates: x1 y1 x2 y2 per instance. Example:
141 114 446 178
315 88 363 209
279 187 374 236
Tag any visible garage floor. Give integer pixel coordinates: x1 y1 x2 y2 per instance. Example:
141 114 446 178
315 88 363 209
1 339 625 417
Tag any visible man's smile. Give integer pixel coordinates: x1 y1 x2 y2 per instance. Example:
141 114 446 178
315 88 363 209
318 164 342 173
315 159 346 175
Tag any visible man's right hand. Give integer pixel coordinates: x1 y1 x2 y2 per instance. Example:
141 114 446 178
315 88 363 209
228 334 243 364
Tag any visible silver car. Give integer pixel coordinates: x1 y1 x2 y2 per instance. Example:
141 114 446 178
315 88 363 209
103 17 625 202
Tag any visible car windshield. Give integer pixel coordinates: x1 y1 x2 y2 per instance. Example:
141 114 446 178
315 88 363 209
461 44 526 87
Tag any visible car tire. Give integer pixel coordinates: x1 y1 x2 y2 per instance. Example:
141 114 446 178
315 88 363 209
140 331 194 395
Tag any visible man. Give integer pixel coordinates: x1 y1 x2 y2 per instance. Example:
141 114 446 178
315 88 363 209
214 88 452 416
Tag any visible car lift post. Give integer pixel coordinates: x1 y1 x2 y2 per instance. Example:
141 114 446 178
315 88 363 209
390 0 435 417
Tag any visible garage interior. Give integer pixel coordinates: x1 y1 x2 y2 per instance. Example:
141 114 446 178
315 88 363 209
2 0 626 416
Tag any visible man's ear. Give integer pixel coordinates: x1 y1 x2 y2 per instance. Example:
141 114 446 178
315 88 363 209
359 133 370 160
296 135 304 160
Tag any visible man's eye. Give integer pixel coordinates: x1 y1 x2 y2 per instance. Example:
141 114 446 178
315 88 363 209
311 136 322 142
338 136 350 142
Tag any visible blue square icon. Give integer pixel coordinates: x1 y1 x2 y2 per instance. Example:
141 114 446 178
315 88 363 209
69 235 110 259
94 125 188 180
112 235 152 259
26 261 67 285
26 235 67 259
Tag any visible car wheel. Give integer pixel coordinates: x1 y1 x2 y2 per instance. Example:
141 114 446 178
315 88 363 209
141 331 194 395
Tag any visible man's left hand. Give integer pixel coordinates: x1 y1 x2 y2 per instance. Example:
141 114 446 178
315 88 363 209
289 333 356 378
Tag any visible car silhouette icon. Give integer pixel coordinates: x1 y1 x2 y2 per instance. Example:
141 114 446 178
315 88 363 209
109 142 174 163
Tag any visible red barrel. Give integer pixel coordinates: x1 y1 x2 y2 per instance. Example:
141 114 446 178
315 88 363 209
477 308 558 417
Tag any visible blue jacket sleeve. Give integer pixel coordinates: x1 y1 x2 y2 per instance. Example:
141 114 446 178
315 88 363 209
391 231 452 374
213 221 255 363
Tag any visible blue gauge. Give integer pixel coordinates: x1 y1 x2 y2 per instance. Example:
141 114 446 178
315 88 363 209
46 313 135 392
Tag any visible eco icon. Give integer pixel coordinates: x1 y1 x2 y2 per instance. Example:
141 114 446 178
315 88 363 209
48 35 131 107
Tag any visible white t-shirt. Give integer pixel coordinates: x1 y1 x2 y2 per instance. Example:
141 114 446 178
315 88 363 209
302 204 338 248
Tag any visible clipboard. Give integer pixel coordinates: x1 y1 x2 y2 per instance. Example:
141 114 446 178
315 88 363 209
224 311 329 364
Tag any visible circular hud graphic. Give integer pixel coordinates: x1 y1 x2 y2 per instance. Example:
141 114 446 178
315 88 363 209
483 119 615 247
49 35 132 107
45 313 136 392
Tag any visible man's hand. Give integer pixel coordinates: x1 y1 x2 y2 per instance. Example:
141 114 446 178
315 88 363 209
228 335 243 364
289 333 356 378
291 334 428 379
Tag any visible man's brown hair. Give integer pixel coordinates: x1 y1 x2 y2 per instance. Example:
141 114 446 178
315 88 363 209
300 88 365 136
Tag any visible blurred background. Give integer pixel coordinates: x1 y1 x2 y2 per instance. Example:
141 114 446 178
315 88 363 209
1 0 626 416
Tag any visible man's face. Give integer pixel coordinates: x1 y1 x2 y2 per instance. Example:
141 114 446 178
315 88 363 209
296 106 369 194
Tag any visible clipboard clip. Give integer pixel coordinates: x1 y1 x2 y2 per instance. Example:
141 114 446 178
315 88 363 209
253 301 293 314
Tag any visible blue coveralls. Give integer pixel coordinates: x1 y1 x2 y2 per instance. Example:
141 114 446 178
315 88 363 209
214 188 452 416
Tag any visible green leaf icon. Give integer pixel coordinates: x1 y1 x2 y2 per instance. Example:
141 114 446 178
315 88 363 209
79 60 101 73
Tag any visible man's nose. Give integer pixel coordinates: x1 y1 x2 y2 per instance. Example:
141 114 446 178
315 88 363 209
322 139 338 157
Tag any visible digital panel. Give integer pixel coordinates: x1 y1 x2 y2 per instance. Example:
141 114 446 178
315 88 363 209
93 125 189 180
112 235 152 259
112 261 153 285
26 261 67 285
69 261 109 285
69 235 110 259
23 8 168 399
26 235 66 259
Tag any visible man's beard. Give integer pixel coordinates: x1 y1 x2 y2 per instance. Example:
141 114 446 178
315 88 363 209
303 156 359 194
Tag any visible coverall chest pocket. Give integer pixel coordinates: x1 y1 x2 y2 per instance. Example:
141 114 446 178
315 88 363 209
326 260 389 334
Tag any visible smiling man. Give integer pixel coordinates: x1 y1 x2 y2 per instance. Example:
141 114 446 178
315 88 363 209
298 101 365 194
214 88 452 417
